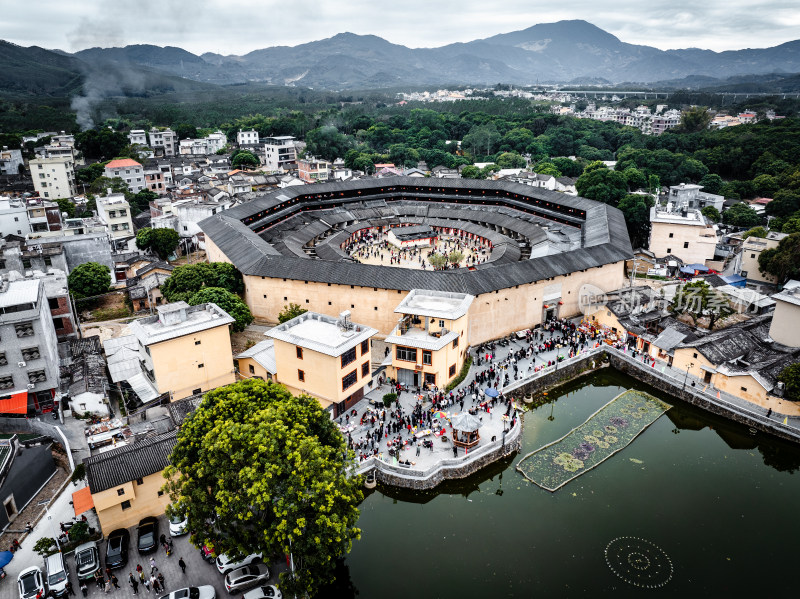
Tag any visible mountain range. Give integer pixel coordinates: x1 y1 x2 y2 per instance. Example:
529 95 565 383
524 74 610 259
4 20 800 96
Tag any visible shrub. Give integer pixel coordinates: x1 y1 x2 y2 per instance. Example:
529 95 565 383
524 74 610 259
382 393 397 407
446 356 473 392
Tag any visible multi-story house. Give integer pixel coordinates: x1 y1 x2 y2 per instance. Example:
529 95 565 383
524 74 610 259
736 231 788 286
237 129 259 146
0 275 60 415
649 206 718 266
126 301 236 400
297 156 330 183
148 128 177 157
128 130 148 146
95 193 134 241
263 136 297 172
266 311 377 417
0 148 24 176
0 197 29 237
25 197 63 234
30 155 77 199
104 159 145 193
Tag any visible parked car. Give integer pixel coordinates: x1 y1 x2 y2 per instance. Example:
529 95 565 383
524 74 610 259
224 565 270 594
17 566 45 599
44 553 69 597
200 543 216 564
137 517 159 554
216 552 262 575
159 586 217 599
74 541 101 580
169 513 188 537
243 586 282 599
106 528 130 569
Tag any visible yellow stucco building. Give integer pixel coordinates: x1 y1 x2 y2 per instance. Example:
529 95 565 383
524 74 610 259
128 301 236 400
384 289 473 389
266 311 377 416
83 431 176 535
737 232 788 286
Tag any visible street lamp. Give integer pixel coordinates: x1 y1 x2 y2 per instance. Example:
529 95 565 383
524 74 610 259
682 362 695 393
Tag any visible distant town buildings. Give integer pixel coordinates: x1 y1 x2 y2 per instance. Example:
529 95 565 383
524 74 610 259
104 158 145 193
30 155 77 199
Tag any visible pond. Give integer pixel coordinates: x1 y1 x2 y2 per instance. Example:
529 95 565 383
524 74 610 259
319 369 800 597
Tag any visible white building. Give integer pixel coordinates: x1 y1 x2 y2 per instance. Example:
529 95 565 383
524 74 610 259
0 148 24 176
263 136 297 172
668 183 725 213
237 129 259 146
29 155 77 200
103 159 145 193
95 192 134 241
128 130 148 146
149 128 177 157
0 197 29 237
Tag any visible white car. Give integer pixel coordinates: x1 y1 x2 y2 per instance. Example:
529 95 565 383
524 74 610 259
169 513 188 536
160 586 216 599
18 566 45 599
216 552 262 575
224 565 271 594
243 586 282 599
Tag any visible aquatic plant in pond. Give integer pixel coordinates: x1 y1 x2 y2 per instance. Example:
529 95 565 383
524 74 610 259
604 537 674 588
516 390 671 491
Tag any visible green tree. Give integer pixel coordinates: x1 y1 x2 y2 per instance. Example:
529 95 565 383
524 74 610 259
174 123 198 140
33 537 57 557
722 203 762 228
428 253 448 269
670 280 732 329
617 194 654 248
136 227 180 260
648 174 661 195
676 106 711 132
778 363 800 402
752 174 779 198
448 250 464 266
699 173 724 195
68 262 110 299
76 129 128 160
495 152 526 169
56 198 75 218
278 303 308 323
576 162 628 206
534 161 562 177
161 262 244 303
765 191 800 218
76 162 107 186
164 379 362 598
460 165 481 179
188 287 253 332
782 216 800 234
232 150 260 170
758 233 800 284
622 167 647 191
89 176 130 199
305 126 353 161
701 206 721 223
130 189 157 216
742 226 768 239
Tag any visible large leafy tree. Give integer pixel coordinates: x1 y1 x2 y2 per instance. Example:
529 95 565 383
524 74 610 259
130 189 157 216
701 206 721 223
758 233 800 284
617 194 654 248
135 227 180 260
231 150 260 169
188 287 253 332
278 303 308 324
699 173 724 195
68 262 110 299
161 262 244 303
576 161 628 206
722 202 762 228
164 379 362 598
76 129 128 160
670 280 732 330
304 126 353 161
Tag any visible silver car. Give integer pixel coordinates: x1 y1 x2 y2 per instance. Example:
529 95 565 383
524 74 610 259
160 586 217 599
224 565 271 594
243 586 282 599
18 566 45 599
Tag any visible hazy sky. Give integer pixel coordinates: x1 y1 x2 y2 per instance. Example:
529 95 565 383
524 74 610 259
6 0 800 55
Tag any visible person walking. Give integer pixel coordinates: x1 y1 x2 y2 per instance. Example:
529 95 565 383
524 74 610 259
104 578 112 594
66 580 75 596
111 574 120 589
150 574 160 594
178 557 186 574
80 581 88 597
149 557 158 574
129 573 139 595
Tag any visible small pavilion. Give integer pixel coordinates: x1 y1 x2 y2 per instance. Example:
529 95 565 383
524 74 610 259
450 412 481 449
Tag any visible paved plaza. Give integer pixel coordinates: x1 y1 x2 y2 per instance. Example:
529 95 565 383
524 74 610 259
348 232 490 270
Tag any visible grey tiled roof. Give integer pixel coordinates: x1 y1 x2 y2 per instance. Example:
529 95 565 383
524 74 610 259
198 177 633 293
84 430 177 493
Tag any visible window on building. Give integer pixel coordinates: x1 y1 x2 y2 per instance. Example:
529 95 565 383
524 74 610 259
121 500 131 510
396 346 417 362
21 257 31 269
666 248 671 254
684 242 689 249
0 376 12 390
28 370 46 384
43 256 52 267
751 253 756 259
0 353 6 367
422 350 432 365
341 347 357 368
342 370 358 391
194 340 201 345
741 387 748 392
298 369 305 382
296 347 303 360
249 364 255 374
15 322 34 338
21 347 40 361
668 232 673 238
425 373 436 385
693 353 698 359
439 320 445 327
117 488 125 496
361 362 369 377
449 364 456 377
47 297 60 310
52 317 64 330
192 388 201 394
136 478 144 485
452 337 459 348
